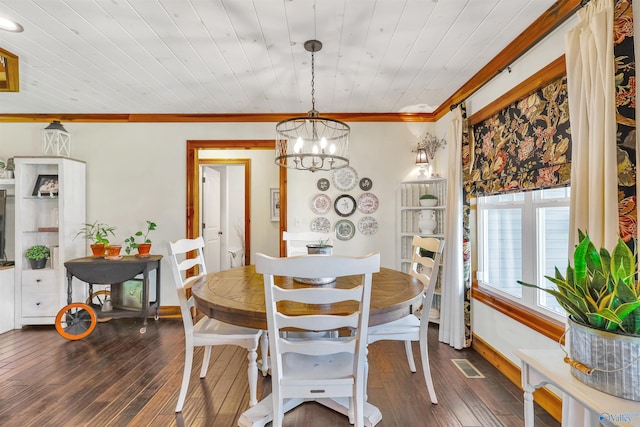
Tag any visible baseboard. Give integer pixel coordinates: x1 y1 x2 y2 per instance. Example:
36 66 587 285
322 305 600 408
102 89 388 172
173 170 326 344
472 333 562 423
157 306 181 318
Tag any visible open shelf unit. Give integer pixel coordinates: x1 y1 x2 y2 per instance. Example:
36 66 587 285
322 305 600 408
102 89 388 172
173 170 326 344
14 157 86 327
397 178 446 324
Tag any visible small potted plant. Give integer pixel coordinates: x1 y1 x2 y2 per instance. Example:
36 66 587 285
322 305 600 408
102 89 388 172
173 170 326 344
125 220 157 257
419 194 438 207
25 245 50 269
306 239 332 255
75 221 116 256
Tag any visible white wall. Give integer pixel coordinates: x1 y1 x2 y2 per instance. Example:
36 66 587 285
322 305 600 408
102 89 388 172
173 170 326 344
285 121 438 267
0 120 437 306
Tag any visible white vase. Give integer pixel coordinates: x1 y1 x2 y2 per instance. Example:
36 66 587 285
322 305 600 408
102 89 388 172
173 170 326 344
418 210 436 234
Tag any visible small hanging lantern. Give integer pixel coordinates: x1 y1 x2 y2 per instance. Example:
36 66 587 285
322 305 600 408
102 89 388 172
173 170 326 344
42 120 71 157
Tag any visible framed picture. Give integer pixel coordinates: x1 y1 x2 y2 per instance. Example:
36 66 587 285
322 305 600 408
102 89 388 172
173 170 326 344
32 174 59 196
270 188 280 222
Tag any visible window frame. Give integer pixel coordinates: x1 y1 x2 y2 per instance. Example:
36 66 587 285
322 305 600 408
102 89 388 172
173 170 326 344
475 188 570 338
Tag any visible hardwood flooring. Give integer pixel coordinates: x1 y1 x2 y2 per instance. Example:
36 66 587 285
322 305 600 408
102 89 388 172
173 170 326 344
0 317 559 427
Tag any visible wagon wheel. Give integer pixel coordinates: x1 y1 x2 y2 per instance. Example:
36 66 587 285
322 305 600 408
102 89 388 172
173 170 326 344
86 290 112 321
86 289 111 307
55 303 97 340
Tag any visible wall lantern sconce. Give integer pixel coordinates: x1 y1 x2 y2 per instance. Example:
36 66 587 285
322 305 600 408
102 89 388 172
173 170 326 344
42 120 71 157
415 147 429 179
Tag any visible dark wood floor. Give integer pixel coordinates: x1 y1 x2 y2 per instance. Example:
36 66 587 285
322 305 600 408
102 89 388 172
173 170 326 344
0 317 559 427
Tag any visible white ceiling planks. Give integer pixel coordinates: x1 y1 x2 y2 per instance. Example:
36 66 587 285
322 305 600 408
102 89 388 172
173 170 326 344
0 0 558 114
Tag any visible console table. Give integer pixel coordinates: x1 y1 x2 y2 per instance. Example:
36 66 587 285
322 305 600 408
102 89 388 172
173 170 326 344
514 348 640 427
64 255 162 334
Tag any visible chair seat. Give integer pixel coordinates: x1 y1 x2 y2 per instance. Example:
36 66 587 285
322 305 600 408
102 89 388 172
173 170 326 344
281 352 355 385
194 316 261 337
368 314 419 336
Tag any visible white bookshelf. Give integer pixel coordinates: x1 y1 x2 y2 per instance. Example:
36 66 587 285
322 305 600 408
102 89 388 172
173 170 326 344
14 157 86 327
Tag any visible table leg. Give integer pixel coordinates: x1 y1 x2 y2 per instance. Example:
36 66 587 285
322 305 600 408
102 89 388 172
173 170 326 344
520 360 549 427
237 396 382 427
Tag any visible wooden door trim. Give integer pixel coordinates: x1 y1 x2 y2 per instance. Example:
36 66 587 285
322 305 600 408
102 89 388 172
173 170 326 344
186 140 287 263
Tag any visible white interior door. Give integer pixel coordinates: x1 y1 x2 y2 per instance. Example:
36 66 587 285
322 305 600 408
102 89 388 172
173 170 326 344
202 167 222 272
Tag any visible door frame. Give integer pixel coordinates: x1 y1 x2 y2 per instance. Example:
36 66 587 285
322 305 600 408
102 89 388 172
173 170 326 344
186 140 287 263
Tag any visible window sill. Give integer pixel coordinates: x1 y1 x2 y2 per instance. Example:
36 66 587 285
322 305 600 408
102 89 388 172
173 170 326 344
472 279 565 343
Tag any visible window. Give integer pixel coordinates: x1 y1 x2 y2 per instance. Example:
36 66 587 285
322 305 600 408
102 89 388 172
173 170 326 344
477 187 570 319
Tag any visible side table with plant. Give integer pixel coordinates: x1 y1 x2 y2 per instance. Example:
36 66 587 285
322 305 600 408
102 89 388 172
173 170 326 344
25 245 50 269
125 220 157 257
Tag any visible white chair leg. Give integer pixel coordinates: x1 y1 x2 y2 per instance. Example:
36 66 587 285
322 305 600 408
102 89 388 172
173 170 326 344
260 331 269 376
404 340 417 372
176 343 194 412
419 328 438 404
273 395 285 427
247 347 259 407
200 345 212 378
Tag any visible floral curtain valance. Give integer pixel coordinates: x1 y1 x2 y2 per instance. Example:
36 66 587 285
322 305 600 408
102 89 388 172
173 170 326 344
468 76 572 196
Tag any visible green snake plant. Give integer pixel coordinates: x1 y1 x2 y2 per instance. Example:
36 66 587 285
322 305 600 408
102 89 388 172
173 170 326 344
518 230 640 335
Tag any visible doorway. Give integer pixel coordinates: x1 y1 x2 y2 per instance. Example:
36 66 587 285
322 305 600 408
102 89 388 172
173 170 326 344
186 140 287 264
200 160 248 271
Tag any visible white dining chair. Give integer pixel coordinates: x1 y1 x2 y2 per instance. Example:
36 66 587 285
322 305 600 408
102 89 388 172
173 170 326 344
282 231 333 256
367 236 444 404
256 252 380 427
167 237 264 413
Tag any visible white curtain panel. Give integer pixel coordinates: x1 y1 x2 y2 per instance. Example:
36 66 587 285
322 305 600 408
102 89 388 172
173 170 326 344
564 0 616 425
438 106 466 349
566 0 618 251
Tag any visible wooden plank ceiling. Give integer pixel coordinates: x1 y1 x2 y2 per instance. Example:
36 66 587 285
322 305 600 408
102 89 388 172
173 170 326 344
0 0 566 117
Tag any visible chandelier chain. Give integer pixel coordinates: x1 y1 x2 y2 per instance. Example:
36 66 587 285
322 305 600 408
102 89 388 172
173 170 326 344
310 50 316 112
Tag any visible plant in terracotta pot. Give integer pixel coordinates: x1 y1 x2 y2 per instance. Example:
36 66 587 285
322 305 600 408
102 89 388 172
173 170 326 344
124 220 157 257
25 245 50 269
518 230 640 401
419 194 438 207
75 221 116 256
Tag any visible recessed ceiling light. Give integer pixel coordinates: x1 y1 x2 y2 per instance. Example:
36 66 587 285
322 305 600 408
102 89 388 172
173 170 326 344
0 16 23 33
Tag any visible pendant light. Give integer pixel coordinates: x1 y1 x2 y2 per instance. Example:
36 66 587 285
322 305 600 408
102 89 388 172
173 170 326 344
275 40 350 172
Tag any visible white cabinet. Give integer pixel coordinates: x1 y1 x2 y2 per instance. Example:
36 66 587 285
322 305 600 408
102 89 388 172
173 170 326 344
397 178 446 323
14 157 86 327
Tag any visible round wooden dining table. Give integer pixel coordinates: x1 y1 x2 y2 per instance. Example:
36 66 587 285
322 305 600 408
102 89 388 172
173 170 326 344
190 264 424 331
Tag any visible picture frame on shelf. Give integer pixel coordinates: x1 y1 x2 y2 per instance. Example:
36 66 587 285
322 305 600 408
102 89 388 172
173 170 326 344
270 188 280 221
32 174 59 197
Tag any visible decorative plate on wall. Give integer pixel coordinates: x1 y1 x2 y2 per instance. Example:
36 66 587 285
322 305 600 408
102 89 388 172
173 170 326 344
334 194 356 217
311 217 331 234
332 166 358 191
317 178 330 191
357 192 379 214
358 216 378 235
335 219 356 241
359 177 373 191
311 194 332 215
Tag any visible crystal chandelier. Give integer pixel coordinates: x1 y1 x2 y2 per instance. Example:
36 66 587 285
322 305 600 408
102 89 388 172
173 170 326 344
275 40 350 172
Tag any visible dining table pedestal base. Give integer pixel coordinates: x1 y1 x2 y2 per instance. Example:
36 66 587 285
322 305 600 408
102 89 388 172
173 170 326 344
237 395 382 427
